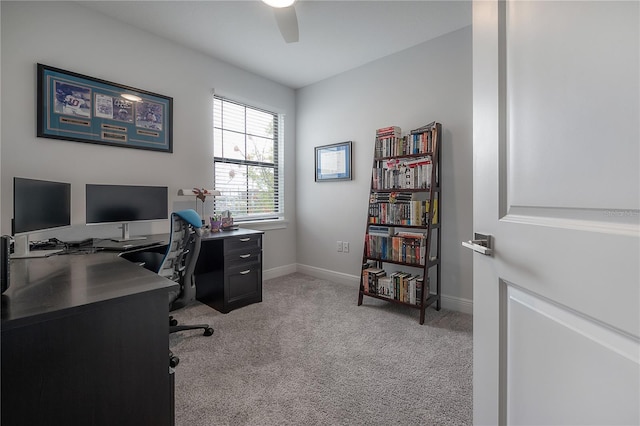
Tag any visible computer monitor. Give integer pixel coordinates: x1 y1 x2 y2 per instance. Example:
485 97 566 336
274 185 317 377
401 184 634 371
85 184 168 241
12 177 71 258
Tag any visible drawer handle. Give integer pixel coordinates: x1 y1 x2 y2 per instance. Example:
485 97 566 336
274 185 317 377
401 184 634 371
239 238 251 242
239 269 251 275
239 254 251 259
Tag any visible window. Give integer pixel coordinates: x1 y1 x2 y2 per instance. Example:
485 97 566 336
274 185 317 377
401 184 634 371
213 96 282 222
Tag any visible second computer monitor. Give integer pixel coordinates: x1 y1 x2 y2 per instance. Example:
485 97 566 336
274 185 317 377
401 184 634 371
86 184 168 241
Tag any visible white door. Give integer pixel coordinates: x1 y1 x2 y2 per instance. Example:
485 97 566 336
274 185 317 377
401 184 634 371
471 1 639 425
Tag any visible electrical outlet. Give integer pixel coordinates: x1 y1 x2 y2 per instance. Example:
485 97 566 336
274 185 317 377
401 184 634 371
336 241 343 252
343 241 349 253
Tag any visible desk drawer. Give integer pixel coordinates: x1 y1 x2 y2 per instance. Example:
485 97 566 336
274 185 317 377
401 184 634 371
225 250 261 269
226 260 262 304
224 234 261 255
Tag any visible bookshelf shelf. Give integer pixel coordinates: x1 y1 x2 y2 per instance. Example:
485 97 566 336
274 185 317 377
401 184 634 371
364 257 426 268
358 122 442 324
360 291 438 309
375 152 436 161
368 223 441 230
367 187 440 193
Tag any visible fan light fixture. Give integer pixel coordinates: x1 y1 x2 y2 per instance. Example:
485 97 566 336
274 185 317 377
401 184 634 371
262 0 295 8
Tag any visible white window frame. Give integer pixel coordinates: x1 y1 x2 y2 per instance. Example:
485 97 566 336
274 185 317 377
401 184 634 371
213 95 285 226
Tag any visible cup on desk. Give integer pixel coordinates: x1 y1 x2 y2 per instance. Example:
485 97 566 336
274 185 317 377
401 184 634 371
210 218 222 233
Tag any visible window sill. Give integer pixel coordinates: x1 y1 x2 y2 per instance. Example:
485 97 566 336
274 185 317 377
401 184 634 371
235 218 289 231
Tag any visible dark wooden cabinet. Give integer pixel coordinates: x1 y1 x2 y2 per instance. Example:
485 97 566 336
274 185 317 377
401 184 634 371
1 253 177 426
195 229 263 313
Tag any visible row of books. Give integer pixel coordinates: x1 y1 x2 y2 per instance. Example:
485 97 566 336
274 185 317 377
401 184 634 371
374 125 437 158
372 156 435 190
368 199 438 226
365 233 427 265
369 192 412 203
362 267 428 305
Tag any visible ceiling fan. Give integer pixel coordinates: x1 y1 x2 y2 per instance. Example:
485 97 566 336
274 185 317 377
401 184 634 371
262 0 299 43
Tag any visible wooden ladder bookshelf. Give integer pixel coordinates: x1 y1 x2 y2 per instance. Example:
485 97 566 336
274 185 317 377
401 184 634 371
357 122 442 324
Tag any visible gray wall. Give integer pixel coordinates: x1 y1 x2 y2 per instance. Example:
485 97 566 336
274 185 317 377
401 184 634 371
0 1 297 275
295 27 473 312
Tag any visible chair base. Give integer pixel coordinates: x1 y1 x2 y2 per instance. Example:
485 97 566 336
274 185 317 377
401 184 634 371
170 324 214 336
169 350 180 368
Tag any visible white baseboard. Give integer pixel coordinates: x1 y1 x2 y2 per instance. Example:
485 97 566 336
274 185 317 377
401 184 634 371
263 263 297 281
440 294 473 315
289 263 473 315
295 263 360 285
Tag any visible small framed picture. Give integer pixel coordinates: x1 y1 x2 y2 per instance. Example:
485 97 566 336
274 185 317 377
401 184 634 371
315 141 352 182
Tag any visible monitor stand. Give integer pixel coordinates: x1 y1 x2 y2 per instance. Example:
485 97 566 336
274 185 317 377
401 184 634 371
11 234 63 259
111 223 147 243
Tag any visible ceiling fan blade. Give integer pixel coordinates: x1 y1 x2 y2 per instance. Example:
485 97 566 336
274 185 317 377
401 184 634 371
273 6 299 43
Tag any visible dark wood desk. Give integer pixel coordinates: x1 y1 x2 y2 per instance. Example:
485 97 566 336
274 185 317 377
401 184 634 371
1 252 178 426
99 228 265 314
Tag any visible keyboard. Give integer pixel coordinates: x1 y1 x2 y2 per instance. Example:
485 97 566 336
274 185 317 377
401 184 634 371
94 239 166 252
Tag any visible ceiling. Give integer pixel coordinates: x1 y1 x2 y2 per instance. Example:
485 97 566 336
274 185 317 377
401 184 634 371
78 1 472 90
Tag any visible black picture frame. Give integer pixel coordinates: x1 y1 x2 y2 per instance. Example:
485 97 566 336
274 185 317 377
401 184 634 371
315 141 352 182
37 63 173 153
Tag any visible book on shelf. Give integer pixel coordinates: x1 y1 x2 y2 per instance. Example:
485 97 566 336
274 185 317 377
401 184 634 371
376 126 401 136
368 225 394 236
362 267 386 294
418 277 430 306
377 275 393 298
365 234 426 264
395 230 427 238
362 260 377 270
361 268 426 306
369 192 412 203
375 137 407 158
408 276 418 305
375 124 438 161
393 271 411 302
416 276 424 306
408 123 438 153
368 197 435 226
372 157 433 190
431 199 438 224
410 121 436 134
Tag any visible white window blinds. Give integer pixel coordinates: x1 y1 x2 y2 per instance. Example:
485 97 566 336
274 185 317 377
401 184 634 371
213 96 282 221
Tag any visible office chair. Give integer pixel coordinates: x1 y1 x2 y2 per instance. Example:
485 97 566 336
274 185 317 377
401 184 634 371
119 209 213 367
160 209 214 338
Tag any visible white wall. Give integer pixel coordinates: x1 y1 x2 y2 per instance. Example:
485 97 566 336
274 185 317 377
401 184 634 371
0 1 297 273
295 27 474 311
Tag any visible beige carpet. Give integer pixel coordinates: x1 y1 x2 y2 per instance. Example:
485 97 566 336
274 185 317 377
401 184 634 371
170 273 472 425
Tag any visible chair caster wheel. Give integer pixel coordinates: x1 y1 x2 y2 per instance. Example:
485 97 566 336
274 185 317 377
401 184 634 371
204 327 214 336
169 355 180 368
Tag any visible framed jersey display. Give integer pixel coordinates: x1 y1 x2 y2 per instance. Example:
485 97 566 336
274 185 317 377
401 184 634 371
37 63 173 153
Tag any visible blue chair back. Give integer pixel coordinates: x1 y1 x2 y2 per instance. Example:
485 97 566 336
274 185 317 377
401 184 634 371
158 209 202 310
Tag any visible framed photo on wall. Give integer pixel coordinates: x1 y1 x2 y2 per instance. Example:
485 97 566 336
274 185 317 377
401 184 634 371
315 141 352 182
37 63 173 153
